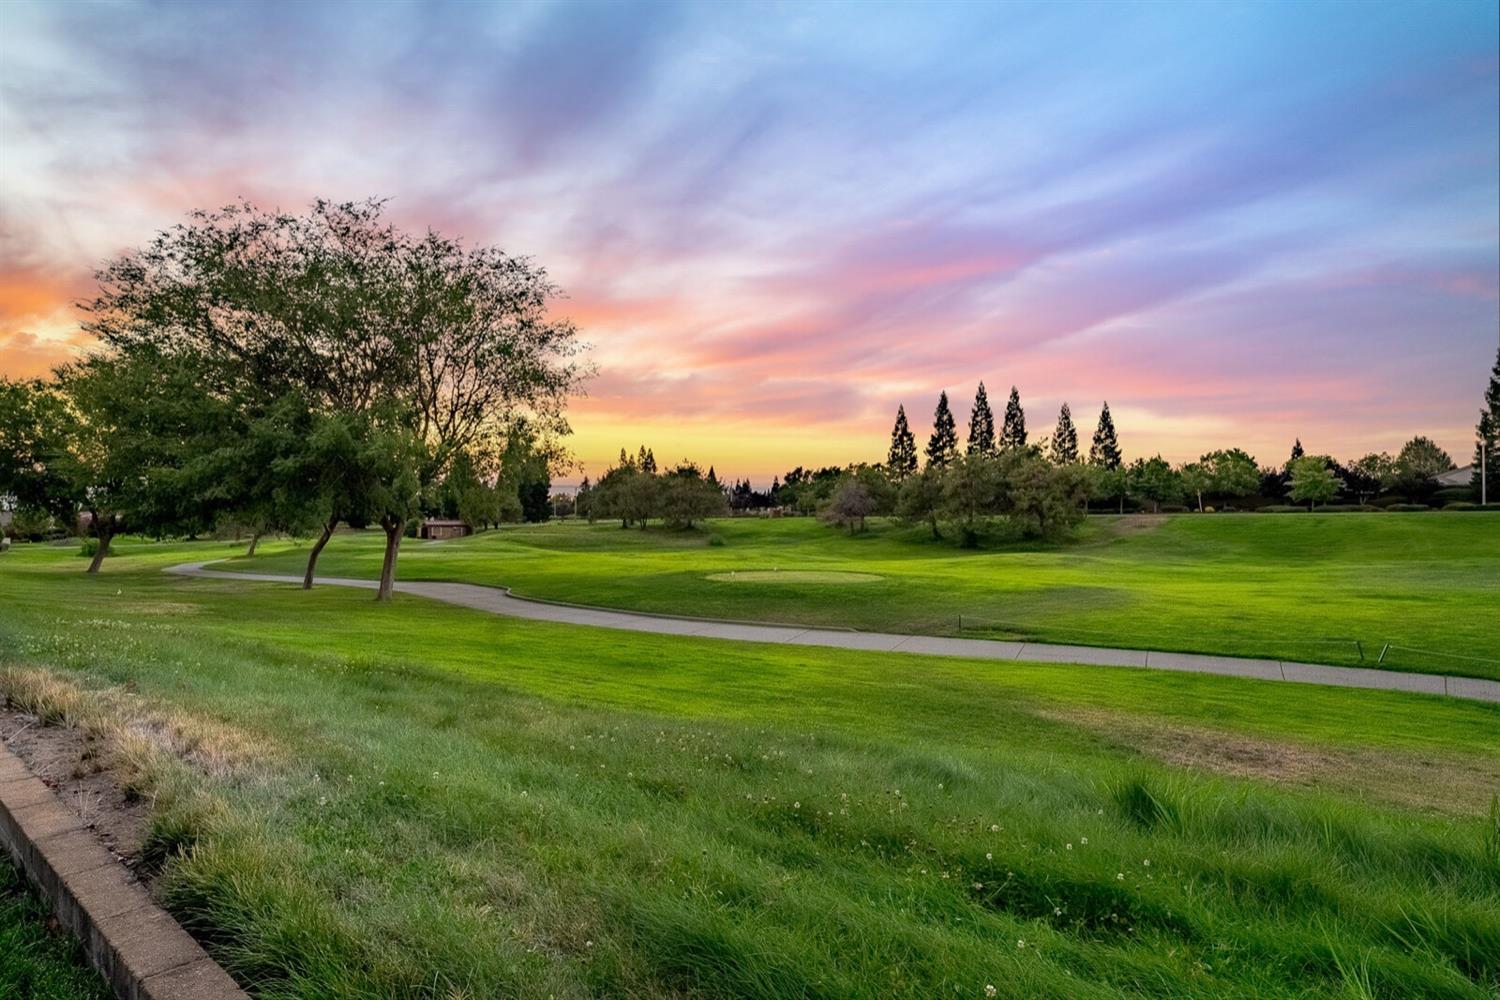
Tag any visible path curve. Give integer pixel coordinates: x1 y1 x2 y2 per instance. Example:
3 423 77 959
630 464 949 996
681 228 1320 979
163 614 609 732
165 562 1500 705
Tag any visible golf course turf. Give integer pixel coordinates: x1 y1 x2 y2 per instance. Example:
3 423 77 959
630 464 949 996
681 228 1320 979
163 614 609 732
0 534 1497 998
228 512 1500 680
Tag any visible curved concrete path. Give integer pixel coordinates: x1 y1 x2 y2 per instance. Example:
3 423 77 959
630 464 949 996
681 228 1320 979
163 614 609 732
166 562 1500 705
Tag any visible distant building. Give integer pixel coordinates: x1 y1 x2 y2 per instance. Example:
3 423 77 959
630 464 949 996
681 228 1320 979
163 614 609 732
1434 465 1474 488
419 518 471 540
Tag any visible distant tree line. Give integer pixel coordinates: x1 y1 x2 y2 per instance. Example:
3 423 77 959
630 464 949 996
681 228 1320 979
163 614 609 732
643 356 1496 547
576 447 726 529
0 200 588 594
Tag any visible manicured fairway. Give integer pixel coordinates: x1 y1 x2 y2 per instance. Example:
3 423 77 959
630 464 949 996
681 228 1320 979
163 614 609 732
0 540 1497 999
230 512 1500 679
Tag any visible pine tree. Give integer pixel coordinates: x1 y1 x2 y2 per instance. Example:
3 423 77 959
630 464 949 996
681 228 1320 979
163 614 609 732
1287 438 1304 471
926 392 958 469
619 447 633 469
966 382 995 455
638 447 657 474
888 405 919 480
1050 402 1078 464
1474 346 1500 503
1000 386 1026 450
1089 402 1122 469
706 465 720 487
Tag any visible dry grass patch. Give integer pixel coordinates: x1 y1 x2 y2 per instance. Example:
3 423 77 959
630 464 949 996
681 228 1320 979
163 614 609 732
0 665 265 864
1045 705 1500 816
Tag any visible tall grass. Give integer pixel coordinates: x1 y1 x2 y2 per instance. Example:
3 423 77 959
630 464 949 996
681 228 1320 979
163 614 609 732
0 541 1496 997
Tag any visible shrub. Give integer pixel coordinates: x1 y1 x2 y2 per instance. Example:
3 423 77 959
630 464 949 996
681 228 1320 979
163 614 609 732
1202 506 1215 513
1159 505 1190 514
1386 504 1432 512
78 537 99 557
1433 486 1477 504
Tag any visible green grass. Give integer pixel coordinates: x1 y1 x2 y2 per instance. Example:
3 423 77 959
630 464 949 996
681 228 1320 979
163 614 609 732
1 539 1498 998
1 859 111 1000
227 512 1500 679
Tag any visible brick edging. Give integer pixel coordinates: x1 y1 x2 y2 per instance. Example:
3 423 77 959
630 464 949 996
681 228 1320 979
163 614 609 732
0 740 247 1000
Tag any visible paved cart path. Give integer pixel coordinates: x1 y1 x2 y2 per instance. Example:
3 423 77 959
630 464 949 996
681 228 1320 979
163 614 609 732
166 562 1500 705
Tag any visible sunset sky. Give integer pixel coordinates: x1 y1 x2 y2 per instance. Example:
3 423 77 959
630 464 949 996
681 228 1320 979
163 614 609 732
2 1 1496 484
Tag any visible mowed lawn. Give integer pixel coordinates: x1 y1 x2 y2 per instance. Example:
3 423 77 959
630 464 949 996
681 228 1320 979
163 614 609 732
0 541 1497 999
230 512 1500 679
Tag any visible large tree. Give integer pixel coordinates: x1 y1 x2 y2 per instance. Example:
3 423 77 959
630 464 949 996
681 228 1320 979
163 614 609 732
926 392 958 469
896 467 944 539
1089 402 1122 469
1287 455 1341 510
938 452 1004 547
1348 452 1395 504
659 463 726 529
1000 386 1026 450
1005 452 1092 539
1394 435 1454 498
3 353 236 572
887 405 918 481
0 378 73 529
83 200 587 599
1201 448 1260 506
1475 346 1499 503
966 382 995 456
1179 461 1211 513
1049 403 1078 464
1126 456 1182 513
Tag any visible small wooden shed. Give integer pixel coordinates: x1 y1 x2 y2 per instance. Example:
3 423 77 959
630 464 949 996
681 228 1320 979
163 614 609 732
419 518 472 540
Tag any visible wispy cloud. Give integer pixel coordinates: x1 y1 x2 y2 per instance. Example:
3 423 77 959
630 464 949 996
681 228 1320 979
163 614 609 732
1 0 1495 480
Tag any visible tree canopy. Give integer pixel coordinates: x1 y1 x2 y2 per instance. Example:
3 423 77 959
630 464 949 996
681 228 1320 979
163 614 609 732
42 199 589 591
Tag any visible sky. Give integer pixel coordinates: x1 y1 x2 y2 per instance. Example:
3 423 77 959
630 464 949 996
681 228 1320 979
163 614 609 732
1 0 1497 484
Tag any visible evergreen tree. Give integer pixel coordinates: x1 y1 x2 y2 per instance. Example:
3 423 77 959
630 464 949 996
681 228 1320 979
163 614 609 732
575 476 593 521
1287 438 1304 470
1000 386 1026 450
637 446 657 474
925 392 958 469
888 405 919 480
706 465 720 488
1474 346 1499 502
1089 402 1122 469
1050 403 1078 464
966 382 995 455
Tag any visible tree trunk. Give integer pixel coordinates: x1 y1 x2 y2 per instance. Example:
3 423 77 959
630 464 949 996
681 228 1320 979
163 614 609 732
377 516 403 602
1196 490 1203 512
302 517 336 590
86 513 112 574
1118 496 1124 514
245 531 261 557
